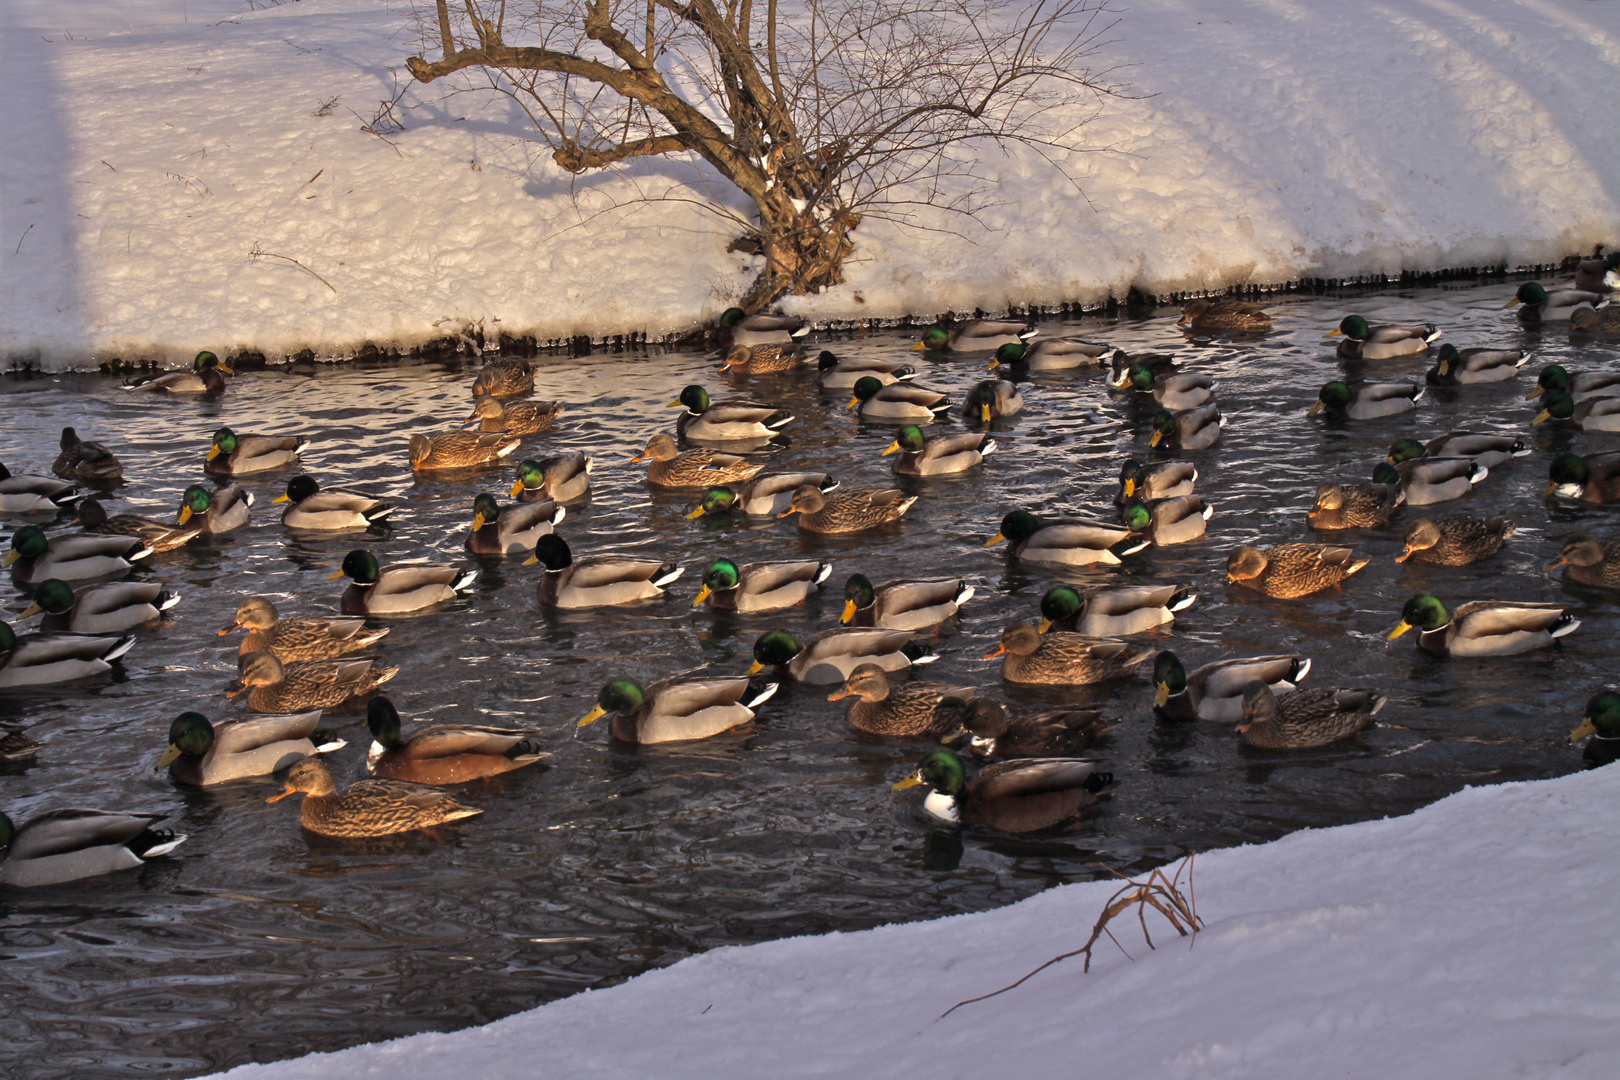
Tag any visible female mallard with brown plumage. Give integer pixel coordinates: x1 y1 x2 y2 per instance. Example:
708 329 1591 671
1226 543 1369 598
1178 298 1275 333
52 428 123 485
511 454 592 504
228 652 398 713
204 428 309 475
408 431 522 472
1389 594 1579 657
464 398 563 436
686 474 837 519
632 432 765 489
692 558 831 613
892 749 1113 833
936 697 1117 759
827 664 974 738
76 499 201 552
470 358 534 399
721 343 803 374
219 596 389 663
882 426 994 476
1397 517 1513 565
778 485 916 533
158 710 339 786
840 574 974 630
1237 682 1384 750
364 697 548 785
465 492 564 556
1308 482 1402 530
1037 584 1195 637
328 550 478 615
267 757 482 837
1546 536 1620 588
1570 304 1620 335
986 621 1154 686
525 533 682 608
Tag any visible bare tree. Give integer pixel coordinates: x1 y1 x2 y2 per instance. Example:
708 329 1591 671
406 0 1119 310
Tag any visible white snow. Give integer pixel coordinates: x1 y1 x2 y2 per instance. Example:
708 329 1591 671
4 0 1620 367
205 763 1620 1079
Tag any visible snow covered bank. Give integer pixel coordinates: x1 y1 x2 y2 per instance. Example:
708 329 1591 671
208 764 1620 1079
4 0 1619 367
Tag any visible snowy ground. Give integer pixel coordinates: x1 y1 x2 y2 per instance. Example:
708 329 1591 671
4 0 1620 367
206 763 1620 1079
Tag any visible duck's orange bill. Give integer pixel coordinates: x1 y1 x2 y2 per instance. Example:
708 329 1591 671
266 785 297 803
982 644 1007 660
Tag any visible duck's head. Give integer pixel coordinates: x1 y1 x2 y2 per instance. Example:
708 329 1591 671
892 748 967 796
848 375 885 409
581 677 646 726
720 344 752 371
963 381 1000 424
990 342 1026 369
883 425 927 457
827 662 892 703
1390 593 1450 639
276 474 320 504
1237 681 1280 733
1398 519 1442 562
841 573 875 624
1117 459 1146 498
229 652 287 695
366 697 406 749
17 578 74 619
984 621 1042 660
207 427 238 461
59 427 83 451
987 509 1041 548
671 385 710 415
1149 409 1178 446
1433 343 1461 377
687 486 737 520
1153 650 1186 707
1371 461 1402 487
267 756 337 801
816 350 840 371
327 549 380 584
1326 315 1370 341
523 533 573 571
1385 438 1426 465
633 433 680 464
512 459 548 497
1530 364 1572 400
1506 282 1547 309
1038 585 1083 634
913 327 950 352
465 398 505 425
1572 691 1620 742
157 712 215 770
1547 454 1589 498
749 629 803 673
1548 536 1605 570
74 499 112 528
1533 393 1576 425
1311 484 1345 518
694 558 741 607
221 596 278 635
177 485 214 526
1120 500 1153 533
194 350 231 374
718 307 747 329
1112 361 1157 393
5 525 49 566
1225 546 1268 584
952 698 1009 741
471 492 501 531
1309 381 1352 416
778 485 827 519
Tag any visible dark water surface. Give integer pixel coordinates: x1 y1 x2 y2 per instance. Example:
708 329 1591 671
2 280 1616 1078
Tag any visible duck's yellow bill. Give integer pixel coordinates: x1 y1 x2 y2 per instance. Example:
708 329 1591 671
1149 430 1164 447
17 601 42 619
1532 409 1552 425
1037 617 1052 634
980 404 992 423
578 704 607 728
472 513 487 531
1543 481 1559 497
1524 386 1544 401
1571 718 1597 742
325 568 347 580
1503 298 1520 309
272 493 291 504
1 551 18 567
846 397 859 410
1388 620 1414 640
219 363 235 375
1123 479 1135 497
692 585 712 608
880 441 900 456
1153 683 1170 707
1323 328 1343 338
510 480 527 498
910 342 926 352
522 553 539 566
1307 402 1324 416
685 506 707 520
177 506 194 526
984 532 1006 547
839 599 857 624
156 744 182 771
892 774 924 791
265 785 296 803
1109 372 1131 390
666 398 682 408
206 446 222 461
746 660 764 675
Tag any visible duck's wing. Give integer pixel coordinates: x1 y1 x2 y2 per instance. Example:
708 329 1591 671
395 725 545 759
971 758 1104 799
212 711 324 754
7 808 165 860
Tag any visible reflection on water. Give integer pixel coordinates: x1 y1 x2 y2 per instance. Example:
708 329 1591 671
3 279 1618 1078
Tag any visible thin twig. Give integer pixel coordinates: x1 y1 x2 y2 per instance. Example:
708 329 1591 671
248 245 338 293
14 223 34 255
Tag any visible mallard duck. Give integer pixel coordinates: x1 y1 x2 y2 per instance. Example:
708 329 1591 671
464 397 563 435
1389 594 1579 656
124 350 231 394
1426 344 1528 385
987 621 1154 686
0 463 78 514
892 749 1113 833
779 485 916 533
1533 392 1620 432
816 352 916 388
0 620 134 688
578 675 778 743
827 664 974 738
470 358 535 399
937 697 1117 759
1398 516 1513 565
1505 282 1603 324
849 377 951 424
365 697 547 784
1569 304 1620 335
1112 363 1216 410
1373 459 1488 506
524 533 681 608
1237 683 1384 749
1310 380 1423 420
721 343 803 374
1226 543 1369 598
1152 650 1312 723
693 558 831 613
204 428 309 475
989 338 1116 372
1573 252 1620 293
749 626 928 685
52 428 123 485
1178 298 1275 332
687 474 837 519
20 579 180 634
1115 459 1196 505
5 526 151 582
273 475 395 531
717 308 809 346
883 426 994 476
75 499 201 552
1571 691 1620 768
913 321 1034 353
1119 496 1210 545
1526 363 1620 402
1150 403 1223 450
1325 315 1440 359
158 710 339 786
2 725 42 765
267 757 481 837
986 510 1147 566
0 808 185 887
229 651 398 712
465 492 563 556
1386 432 1530 469
408 431 521 471
511 454 592 504
328 550 478 615
1037 584 1194 637
671 385 794 441
1546 536 1620 588
1308 482 1402 529
841 574 974 630
961 380 1024 424
632 432 765 489
1546 452 1620 503
219 596 390 663
176 483 252 534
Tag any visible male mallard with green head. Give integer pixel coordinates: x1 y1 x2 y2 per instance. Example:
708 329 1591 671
1389 594 1579 657
892 749 1113 833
